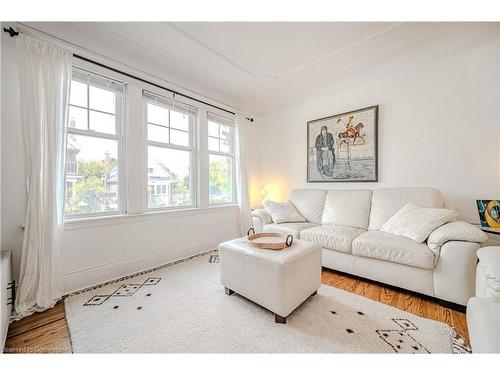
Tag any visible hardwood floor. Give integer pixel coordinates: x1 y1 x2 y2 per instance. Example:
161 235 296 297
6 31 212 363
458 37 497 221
4 302 72 353
4 268 469 353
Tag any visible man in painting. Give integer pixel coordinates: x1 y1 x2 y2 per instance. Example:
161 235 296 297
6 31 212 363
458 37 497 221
315 125 335 177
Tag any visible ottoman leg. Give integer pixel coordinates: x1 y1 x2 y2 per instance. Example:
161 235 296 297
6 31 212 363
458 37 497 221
275 314 286 324
224 287 234 295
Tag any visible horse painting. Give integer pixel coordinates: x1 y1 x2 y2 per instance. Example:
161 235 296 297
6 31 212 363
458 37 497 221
307 105 378 182
338 122 365 145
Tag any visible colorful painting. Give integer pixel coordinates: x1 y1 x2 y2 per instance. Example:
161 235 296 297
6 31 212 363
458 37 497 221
476 199 500 228
307 105 378 182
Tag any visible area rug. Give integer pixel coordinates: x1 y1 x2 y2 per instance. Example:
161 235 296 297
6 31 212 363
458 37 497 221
65 251 469 353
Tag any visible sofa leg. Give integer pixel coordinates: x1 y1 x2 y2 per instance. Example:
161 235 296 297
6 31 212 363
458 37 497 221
224 287 234 296
436 298 466 313
275 314 286 324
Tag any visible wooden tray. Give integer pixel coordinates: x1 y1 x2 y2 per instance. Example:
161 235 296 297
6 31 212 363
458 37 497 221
246 228 293 250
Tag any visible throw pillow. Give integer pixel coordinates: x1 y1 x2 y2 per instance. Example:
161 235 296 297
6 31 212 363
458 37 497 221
262 200 306 224
381 203 458 243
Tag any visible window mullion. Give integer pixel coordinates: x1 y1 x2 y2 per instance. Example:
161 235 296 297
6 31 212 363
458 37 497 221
86 83 90 131
68 128 119 141
168 110 171 144
147 140 192 152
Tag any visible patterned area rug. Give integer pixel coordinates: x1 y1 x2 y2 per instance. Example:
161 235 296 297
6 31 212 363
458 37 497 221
65 251 469 353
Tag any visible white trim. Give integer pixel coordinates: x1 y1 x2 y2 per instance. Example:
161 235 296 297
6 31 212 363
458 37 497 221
207 110 235 125
63 204 239 230
143 89 197 115
65 127 119 141
146 140 193 152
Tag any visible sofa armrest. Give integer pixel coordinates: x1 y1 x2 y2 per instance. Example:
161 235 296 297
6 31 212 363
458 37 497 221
251 208 273 232
467 297 500 353
477 247 500 301
428 221 487 252
252 216 264 233
434 240 480 305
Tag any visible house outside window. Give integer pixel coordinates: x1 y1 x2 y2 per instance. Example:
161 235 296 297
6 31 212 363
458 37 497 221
144 91 197 210
64 68 125 217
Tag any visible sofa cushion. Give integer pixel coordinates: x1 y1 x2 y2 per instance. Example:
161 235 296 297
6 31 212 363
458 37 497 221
300 224 365 253
381 203 458 243
321 189 372 229
263 222 318 239
369 187 444 230
352 230 437 269
262 200 306 224
288 189 327 224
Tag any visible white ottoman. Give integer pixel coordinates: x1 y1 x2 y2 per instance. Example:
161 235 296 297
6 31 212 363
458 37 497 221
218 237 321 323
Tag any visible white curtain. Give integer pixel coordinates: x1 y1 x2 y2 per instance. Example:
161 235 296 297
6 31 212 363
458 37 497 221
14 34 72 319
235 115 253 236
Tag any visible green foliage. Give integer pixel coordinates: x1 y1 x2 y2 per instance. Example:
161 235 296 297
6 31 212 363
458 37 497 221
65 158 118 214
173 175 190 204
77 158 117 179
209 157 231 203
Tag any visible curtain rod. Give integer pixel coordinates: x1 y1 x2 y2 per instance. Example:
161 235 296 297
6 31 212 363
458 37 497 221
3 26 254 122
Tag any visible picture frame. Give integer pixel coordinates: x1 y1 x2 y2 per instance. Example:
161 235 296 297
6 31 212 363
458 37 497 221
476 199 500 228
307 105 378 182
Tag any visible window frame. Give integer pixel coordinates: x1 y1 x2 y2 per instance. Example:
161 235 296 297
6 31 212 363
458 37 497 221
64 67 127 220
143 92 197 212
207 112 237 206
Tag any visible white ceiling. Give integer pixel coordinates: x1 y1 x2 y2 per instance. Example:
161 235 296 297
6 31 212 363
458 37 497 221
26 22 499 116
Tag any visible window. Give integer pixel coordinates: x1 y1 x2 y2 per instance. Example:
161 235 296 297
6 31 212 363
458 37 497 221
64 69 125 217
144 91 197 209
207 112 235 205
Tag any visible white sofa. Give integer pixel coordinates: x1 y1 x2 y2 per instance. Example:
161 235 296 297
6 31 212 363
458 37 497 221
467 247 500 353
252 187 487 307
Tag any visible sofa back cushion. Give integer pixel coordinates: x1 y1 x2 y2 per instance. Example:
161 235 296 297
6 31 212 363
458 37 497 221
321 189 372 229
288 189 327 224
368 187 444 230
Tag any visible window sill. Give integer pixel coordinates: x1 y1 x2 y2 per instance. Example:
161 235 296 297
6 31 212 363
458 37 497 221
63 204 239 231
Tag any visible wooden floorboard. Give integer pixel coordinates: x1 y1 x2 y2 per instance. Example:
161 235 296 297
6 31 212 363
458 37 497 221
3 269 469 353
4 301 71 354
7 302 65 339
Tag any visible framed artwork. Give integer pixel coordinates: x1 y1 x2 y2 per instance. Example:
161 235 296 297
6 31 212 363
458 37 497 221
476 199 500 228
307 105 378 182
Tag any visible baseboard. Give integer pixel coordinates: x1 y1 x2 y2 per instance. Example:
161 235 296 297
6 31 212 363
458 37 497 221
62 232 239 294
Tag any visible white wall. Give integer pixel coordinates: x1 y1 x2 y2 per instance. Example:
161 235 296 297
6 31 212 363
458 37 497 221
256 34 500 223
1 29 24 287
61 207 239 292
0 26 252 293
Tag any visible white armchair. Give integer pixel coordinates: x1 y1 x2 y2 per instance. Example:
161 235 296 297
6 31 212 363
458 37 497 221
467 246 500 353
